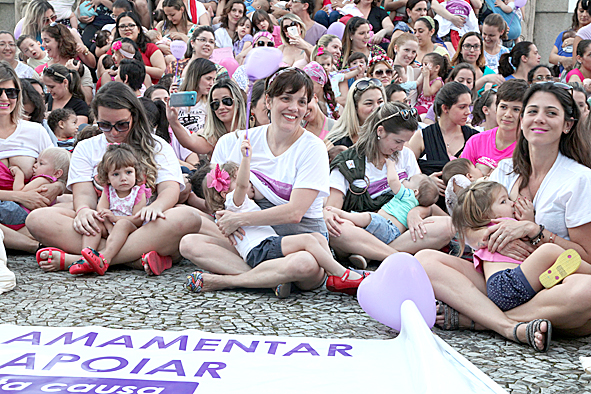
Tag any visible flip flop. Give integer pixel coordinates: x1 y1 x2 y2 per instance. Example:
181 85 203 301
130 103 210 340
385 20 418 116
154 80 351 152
513 319 552 352
186 271 204 293
141 251 172 276
539 249 581 289
35 247 66 270
69 258 95 275
81 247 109 276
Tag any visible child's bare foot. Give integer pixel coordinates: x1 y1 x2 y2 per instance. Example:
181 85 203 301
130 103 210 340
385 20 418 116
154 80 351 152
36 249 82 272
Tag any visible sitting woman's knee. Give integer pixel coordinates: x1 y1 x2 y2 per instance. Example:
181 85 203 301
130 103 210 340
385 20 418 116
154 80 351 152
286 251 322 276
310 232 329 247
536 243 565 256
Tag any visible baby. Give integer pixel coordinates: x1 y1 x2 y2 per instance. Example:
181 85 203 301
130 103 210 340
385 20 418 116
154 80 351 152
16 35 50 69
442 158 484 214
562 30 576 55
47 108 78 152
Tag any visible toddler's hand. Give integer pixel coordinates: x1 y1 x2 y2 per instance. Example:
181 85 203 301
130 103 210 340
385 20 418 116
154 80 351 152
241 138 252 158
9 166 22 177
514 197 535 222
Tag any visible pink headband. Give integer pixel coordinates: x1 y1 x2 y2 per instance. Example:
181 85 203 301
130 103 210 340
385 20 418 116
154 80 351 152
206 164 231 193
253 31 273 43
302 61 327 86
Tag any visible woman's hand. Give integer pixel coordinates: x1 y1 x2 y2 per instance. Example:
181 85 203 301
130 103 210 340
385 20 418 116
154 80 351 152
482 73 505 86
449 15 465 28
289 35 309 50
165 101 180 123
15 188 50 210
406 208 434 242
370 30 387 46
168 32 189 42
215 210 245 238
429 171 445 195
496 239 534 262
484 218 539 253
73 207 103 236
323 206 345 238
135 206 166 222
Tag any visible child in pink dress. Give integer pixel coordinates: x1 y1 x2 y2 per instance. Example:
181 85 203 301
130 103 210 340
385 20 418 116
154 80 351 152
416 53 449 115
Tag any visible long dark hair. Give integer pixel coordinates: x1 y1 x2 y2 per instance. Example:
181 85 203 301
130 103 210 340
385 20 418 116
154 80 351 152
499 41 534 78
341 17 370 67
573 0 591 30
114 12 149 52
433 81 472 118
220 0 245 30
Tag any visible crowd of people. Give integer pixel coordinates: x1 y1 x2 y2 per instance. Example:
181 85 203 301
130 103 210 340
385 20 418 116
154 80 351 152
2 0 591 354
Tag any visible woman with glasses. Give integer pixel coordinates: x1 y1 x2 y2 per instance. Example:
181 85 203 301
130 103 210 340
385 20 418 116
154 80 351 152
499 41 541 82
215 0 246 48
527 65 554 85
368 55 395 86
0 61 58 253
278 14 312 67
168 79 246 158
29 82 201 274
113 12 166 84
0 31 37 79
452 32 505 91
338 17 386 69
43 64 89 124
324 101 452 269
415 82 591 352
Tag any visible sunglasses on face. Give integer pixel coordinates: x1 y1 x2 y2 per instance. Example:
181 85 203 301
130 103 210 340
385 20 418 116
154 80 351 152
354 78 383 92
282 21 297 32
0 88 19 99
374 69 394 77
43 14 57 24
97 119 131 133
210 97 234 111
255 40 274 47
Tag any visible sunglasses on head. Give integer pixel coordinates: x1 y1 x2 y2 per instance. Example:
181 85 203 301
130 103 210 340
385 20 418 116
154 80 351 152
377 108 418 126
374 69 393 77
44 67 69 81
478 87 497 99
0 88 19 99
354 78 382 92
210 97 234 111
537 81 573 91
97 120 131 133
255 40 274 47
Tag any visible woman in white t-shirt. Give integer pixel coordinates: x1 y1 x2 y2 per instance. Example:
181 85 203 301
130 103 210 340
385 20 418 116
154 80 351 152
179 68 330 295
415 83 591 351
29 82 202 274
214 0 246 48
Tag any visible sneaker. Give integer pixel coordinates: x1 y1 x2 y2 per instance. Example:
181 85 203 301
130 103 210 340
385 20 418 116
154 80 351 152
274 282 291 298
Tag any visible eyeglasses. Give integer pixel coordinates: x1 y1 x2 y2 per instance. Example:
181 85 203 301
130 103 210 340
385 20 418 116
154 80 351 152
0 88 20 99
0 42 16 49
282 21 297 32
44 67 69 81
377 108 418 126
210 97 234 111
462 44 481 52
533 75 554 82
43 14 57 24
118 23 137 31
374 69 394 77
538 81 573 91
97 119 131 133
354 78 383 92
255 40 274 47
195 37 215 45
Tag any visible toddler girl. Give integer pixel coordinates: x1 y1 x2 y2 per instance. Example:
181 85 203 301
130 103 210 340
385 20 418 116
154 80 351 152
233 16 253 57
251 10 281 46
187 138 367 296
416 52 448 115
69 144 158 276
452 181 591 316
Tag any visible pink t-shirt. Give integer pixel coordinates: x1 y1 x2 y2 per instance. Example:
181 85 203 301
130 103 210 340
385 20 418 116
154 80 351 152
460 127 515 170
473 218 523 273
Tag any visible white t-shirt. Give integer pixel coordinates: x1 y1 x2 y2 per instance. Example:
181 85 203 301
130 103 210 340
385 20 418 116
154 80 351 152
68 134 184 191
177 100 207 134
225 190 277 259
215 27 233 48
186 0 207 24
212 125 330 218
489 154 591 240
14 62 37 79
0 120 53 160
329 147 420 199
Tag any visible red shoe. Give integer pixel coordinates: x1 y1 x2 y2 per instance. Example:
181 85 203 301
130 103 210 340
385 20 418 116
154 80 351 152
326 269 367 296
81 247 109 275
141 251 172 276
69 258 94 275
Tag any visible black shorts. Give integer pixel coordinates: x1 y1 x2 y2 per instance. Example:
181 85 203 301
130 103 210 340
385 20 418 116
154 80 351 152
245 236 285 268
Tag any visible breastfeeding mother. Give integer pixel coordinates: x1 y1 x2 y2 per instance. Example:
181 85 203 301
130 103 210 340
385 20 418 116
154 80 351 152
27 82 202 273
416 83 591 351
179 68 330 294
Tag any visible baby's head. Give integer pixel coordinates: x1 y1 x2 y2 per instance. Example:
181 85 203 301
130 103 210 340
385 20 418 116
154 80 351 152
94 30 112 48
16 35 45 60
95 143 143 190
393 65 405 83
34 147 71 183
47 108 77 140
312 48 333 74
442 158 483 186
406 174 439 207
563 30 576 42
202 162 239 213
145 29 161 43
252 0 271 11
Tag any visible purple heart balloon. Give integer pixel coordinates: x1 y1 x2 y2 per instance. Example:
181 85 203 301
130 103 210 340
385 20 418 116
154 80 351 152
326 22 345 40
170 40 187 60
357 252 436 331
244 47 283 81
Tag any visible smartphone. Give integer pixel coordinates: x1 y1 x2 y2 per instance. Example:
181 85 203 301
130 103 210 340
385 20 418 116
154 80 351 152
170 91 197 107
287 26 299 38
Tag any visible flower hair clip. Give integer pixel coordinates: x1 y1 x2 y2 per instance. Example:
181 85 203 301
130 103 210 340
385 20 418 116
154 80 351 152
206 164 231 193
112 41 122 51
317 46 325 56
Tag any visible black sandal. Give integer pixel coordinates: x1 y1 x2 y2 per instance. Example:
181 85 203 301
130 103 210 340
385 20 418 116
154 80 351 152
512 319 552 352
435 301 476 331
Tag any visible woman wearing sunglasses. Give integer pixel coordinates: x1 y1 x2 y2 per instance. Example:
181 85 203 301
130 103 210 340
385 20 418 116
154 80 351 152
368 55 395 86
0 61 57 254
278 14 312 67
325 101 452 270
14 0 55 43
43 64 90 125
30 82 200 274
416 82 591 352
168 79 247 158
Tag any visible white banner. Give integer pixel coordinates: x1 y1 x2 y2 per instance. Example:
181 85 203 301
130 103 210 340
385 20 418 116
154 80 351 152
0 303 507 393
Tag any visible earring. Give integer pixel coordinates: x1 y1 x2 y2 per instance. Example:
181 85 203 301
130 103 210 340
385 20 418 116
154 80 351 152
377 135 381 140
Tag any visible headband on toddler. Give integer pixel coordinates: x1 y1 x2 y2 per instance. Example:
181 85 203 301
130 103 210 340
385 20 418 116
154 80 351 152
206 164 231 193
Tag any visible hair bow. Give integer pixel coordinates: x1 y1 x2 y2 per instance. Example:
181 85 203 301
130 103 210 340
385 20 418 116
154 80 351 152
112 41 122 52
206 164 231 193
317 46 325 56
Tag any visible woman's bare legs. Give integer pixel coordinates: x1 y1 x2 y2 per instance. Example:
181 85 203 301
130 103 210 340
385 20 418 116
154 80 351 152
1 224 38 253
391 216 455 254
416 250 549 350
180 233 249 275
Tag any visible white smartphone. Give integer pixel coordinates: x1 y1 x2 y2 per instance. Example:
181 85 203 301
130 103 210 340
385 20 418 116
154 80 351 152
287 26 299 38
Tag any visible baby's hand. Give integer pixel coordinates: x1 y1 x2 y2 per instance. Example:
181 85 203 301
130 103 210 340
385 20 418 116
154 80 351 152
514 197 535 222
494 0 503 6
241 138 252 158
9 166 23 177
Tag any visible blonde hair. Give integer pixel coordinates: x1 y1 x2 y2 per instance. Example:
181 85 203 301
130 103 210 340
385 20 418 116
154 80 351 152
0 61 23 125
202 162 239 213
39 147 71 183
279 14 307 45
325 78 386 146
201 79 247 146
95 143 148 189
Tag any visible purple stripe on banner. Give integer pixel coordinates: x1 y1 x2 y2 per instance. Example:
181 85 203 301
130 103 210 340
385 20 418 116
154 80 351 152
251 170 293 201
0 374 199 393
398 171 408 181
367 178 389 196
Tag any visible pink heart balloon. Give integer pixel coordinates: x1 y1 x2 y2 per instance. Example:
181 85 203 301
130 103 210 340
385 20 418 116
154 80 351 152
357 253 436 331
170 40 187 60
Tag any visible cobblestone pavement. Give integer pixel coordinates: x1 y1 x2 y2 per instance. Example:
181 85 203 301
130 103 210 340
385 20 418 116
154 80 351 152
1 253 591 393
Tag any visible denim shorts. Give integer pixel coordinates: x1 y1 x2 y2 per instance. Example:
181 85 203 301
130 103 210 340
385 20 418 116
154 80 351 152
364 213 402 245
487 265 537 311
0 201 29 225
246 236 285 268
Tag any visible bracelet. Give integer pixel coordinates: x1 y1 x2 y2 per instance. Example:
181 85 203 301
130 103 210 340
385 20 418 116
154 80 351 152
548 232 555 243
76 206 90 215
530 224 545 246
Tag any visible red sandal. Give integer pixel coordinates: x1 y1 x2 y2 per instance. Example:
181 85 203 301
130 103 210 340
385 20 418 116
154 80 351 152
69 258 95 275
35 247 66 271
142 251 172 276
326 270 368 296
81 247 109 275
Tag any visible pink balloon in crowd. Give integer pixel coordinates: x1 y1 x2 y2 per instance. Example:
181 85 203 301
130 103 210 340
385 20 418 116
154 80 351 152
326 22 346 40
170 40 188 60
220 57 240 78
513 0 527 7
244 47 283 81
357 252 436 332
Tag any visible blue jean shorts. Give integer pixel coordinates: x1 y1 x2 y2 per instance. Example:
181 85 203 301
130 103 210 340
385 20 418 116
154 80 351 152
486 265 536 311
245 236 285 268
364 213 402 245
0 201 29 225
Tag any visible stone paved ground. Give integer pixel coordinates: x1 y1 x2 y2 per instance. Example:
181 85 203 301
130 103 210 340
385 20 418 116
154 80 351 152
2 253 591 393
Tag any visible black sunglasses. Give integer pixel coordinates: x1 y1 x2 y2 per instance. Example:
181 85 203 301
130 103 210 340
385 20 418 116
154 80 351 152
97 120 131 133
44 67 69 81
210 97 234 111
0 88 20 99
282 21 297 31
378 108 418 125
355 78 383 92
256 40 274 47
374 69 394 77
